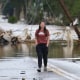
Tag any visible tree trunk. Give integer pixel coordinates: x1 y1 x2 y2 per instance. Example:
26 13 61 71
59 0 80 40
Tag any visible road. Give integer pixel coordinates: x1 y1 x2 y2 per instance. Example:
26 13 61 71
0 57 80 80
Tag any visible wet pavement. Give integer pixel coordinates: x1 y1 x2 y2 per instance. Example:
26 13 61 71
49 59 80 76
0 57 80 80
0 43 80 58
0 43 80 80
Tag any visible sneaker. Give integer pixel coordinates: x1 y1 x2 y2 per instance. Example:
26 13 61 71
44 67 47 71
37 68 41 72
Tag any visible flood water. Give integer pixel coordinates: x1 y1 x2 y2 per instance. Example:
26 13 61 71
0 42 80 59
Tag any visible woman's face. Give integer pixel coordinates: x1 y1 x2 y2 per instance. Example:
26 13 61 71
40 22 45 29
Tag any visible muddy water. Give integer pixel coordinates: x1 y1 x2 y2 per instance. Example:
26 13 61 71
0 42 80 59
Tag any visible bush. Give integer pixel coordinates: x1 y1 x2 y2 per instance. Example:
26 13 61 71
8 16 17 23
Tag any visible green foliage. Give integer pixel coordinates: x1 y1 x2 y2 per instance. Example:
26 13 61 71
9 0 26 20
62 16 70 25
3 0 80 25
70 0 80 17
34 12 43 24
8 16 17 23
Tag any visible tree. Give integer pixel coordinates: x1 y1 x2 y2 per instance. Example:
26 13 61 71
59 0 80 40
2 0 14 16
70 0 80 18
10 0 25 20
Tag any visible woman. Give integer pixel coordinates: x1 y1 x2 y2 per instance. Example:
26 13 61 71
35 21 50 72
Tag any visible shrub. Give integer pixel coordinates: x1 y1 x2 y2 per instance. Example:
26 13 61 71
8 16 17 23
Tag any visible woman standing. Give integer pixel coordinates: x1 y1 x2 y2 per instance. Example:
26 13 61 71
35 21 50 72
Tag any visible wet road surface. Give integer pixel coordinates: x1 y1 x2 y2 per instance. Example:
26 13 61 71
0 57 80 80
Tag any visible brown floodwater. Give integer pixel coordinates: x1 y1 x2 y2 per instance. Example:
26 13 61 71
0 42 80 59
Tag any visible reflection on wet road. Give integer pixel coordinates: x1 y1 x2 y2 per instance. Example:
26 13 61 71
0 42 80 59
0 42 80 80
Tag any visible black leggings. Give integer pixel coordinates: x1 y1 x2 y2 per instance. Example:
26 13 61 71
36 43 48 68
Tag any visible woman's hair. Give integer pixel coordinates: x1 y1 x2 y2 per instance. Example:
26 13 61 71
37 21 47 36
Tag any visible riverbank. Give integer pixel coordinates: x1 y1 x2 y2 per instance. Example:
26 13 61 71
0 15 78 41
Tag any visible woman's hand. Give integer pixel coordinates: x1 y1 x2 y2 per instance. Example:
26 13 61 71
46 44 48 47
46 36 50 47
